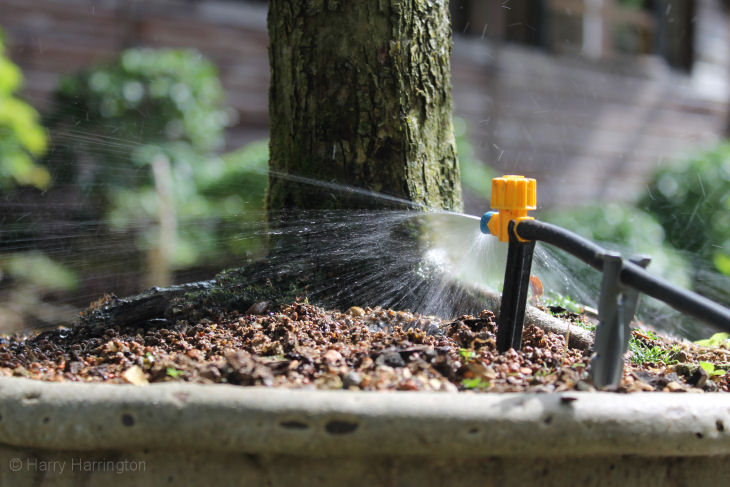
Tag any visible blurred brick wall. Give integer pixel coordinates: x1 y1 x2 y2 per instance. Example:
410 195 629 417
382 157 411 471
2 0 728 209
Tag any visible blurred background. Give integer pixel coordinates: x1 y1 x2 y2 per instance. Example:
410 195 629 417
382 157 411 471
1 0 729 336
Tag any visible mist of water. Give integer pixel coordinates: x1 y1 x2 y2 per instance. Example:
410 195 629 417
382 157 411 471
0 94 724 339
4 147 726 341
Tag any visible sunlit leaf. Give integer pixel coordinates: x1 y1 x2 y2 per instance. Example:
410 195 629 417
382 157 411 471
0 57 21 94
0 28 49 190
1 252 79 292
695 332 730 348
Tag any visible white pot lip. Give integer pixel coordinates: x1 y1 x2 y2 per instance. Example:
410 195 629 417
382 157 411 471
1 376 729 458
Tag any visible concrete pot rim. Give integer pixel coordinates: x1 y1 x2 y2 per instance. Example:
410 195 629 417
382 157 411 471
1 376 729 458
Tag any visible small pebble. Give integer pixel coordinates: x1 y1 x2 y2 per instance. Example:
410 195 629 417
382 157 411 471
347 306 365 317
342 371 362 388
246 301 270 315
665 381 687 393
121 365 148 386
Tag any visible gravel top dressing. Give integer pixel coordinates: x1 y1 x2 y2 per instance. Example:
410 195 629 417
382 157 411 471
1 301 729 393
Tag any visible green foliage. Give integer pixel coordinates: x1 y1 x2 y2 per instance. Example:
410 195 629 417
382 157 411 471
107 140 269 267
628 331 678 365
641 142 730 277
699 361 727 377
0 29 49 190
51 48 227 154
695 332 730 348
461 377 490 390
628 341 669 365
454 117 496 197
47 48 228 192
0 252 78 292
198 141 269 260
165 367 185 379
0 31 70 309
46 48 268 270
542 203 691 287
458 348 477 362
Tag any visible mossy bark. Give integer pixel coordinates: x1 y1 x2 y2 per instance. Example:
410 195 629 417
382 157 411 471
267 0 462 212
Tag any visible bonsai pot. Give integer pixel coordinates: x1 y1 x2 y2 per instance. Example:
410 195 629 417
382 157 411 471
1 376 729 486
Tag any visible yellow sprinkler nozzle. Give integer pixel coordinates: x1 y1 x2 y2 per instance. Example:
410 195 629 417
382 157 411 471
481 175 537 243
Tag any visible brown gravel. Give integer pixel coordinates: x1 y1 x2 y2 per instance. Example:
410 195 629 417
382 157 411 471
1 302 728 393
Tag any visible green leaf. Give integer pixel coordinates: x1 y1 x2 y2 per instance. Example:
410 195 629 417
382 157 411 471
699 361 715 374
459 348 477 361
0 56 21 94
1 252 78 291
695 332 730 348
166 367 185 379
461 377 489 390
699 361 726 377
0 28 49 190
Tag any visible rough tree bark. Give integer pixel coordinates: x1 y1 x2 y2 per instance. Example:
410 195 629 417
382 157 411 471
262 0 466 314
266 0 462 212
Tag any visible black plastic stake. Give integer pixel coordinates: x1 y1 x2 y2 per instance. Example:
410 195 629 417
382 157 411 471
496 221 536 352
591 253 651 387
591 252 623 387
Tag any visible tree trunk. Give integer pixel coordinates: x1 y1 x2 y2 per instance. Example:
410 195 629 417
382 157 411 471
266 0 462 213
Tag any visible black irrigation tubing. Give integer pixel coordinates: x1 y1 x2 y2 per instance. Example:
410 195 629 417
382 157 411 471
515 219 730 333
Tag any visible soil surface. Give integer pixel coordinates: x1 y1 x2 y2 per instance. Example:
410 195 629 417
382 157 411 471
1 301 729 393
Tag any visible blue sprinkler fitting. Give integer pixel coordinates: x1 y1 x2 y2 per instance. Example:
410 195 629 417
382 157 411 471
480 212 496 235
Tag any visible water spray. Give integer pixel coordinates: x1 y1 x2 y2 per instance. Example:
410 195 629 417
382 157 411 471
481 175 730 387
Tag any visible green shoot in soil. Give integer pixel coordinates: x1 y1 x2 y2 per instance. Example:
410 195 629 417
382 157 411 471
166 367 185 379
459 348 477 362
461 377 490 390
699 361 727 377
628 331 679 365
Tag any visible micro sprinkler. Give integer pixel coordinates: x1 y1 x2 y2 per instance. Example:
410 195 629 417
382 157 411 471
480 175 537 353
480 174 730 387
